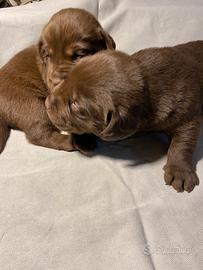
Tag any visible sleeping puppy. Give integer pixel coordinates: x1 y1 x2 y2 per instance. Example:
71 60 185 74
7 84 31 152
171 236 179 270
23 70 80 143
45 40 203 192
38 8 116 91
38 8 115 152
38 8 116 154
0 8 115 153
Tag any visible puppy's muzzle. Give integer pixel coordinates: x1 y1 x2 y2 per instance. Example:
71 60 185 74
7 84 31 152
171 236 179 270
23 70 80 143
50 70 68 87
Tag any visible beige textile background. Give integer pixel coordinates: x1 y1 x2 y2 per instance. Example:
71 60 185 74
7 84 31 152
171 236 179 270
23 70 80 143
0 0 203 269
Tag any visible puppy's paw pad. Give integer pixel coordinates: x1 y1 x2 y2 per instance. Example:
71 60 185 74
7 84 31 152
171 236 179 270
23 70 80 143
163 165 199 193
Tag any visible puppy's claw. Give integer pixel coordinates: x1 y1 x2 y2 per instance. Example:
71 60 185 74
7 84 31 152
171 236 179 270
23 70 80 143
164 172 174 185
163 165 199 193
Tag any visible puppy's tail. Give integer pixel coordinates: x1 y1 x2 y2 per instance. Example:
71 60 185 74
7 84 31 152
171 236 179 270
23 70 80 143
0 121 11 154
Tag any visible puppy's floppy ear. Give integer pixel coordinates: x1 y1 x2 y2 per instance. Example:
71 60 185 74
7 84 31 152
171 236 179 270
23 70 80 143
97 28 116 50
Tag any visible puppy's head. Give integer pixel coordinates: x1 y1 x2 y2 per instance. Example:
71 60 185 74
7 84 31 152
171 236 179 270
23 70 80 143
45 51 145 142
38 8 116 90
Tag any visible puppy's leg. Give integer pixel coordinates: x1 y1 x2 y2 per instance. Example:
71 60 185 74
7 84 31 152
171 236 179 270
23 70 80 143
26 127 74 152
0 121 10 153
163 117 201 192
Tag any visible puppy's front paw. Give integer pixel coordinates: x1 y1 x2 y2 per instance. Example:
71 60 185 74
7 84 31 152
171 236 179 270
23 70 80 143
163 165 199 193
72 133 97 156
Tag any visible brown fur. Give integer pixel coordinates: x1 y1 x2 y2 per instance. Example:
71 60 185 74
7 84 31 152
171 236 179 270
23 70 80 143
0 8 115 153
0 46 74 152
38 8 115 90
46 41 203 192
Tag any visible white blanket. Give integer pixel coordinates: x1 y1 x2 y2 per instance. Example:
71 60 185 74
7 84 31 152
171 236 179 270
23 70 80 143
0 1 203 269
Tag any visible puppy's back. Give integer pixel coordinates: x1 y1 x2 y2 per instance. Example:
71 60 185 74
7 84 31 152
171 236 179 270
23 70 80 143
175 40 203 66
0 46 47 97
175 41 203 90
132 41 203 87
0 46 48 130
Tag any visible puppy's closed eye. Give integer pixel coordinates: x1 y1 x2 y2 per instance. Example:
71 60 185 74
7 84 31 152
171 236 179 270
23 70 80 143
72 49 90 61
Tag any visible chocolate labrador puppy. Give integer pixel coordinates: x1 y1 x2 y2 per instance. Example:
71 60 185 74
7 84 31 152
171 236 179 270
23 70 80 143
45 40 203 192
0 8 115 153
38 8 116 90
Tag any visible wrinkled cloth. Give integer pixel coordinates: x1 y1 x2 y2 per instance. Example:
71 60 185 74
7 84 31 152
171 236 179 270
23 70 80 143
0 0 42 8
0 1 203 269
